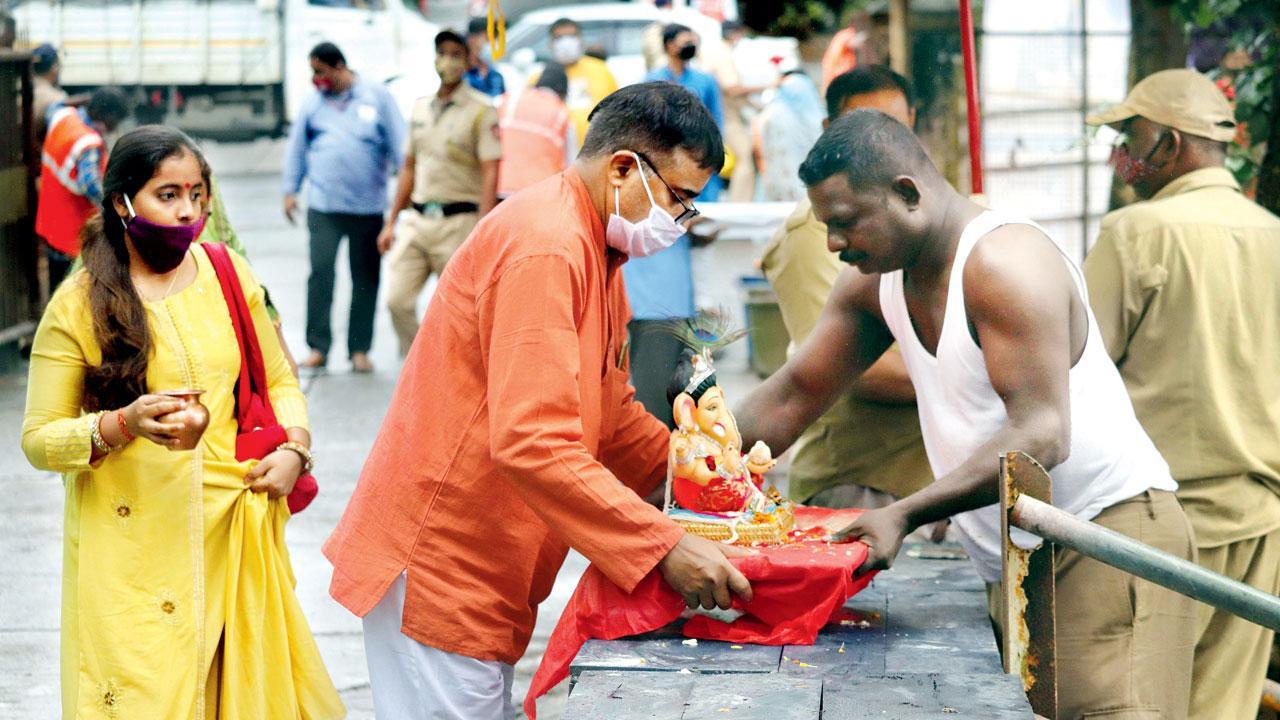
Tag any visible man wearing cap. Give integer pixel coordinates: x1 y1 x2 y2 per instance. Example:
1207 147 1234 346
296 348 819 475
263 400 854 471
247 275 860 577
1084 68 1280 720
31 44 68 143
379 29 500 357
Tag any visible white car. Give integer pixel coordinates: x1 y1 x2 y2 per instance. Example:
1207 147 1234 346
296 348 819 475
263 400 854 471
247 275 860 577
495 3 798 97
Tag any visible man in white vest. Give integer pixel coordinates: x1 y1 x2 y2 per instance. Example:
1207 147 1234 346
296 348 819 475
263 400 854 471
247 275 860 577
736 109 1196 720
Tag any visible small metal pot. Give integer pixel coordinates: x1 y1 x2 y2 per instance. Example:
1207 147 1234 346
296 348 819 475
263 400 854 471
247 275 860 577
157 389 210 451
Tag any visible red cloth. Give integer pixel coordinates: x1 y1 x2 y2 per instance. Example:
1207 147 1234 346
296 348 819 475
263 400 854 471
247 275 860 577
203 243 318 514
524 507 875 718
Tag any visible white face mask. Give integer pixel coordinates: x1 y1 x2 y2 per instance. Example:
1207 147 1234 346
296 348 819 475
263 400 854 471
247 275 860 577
605 152 686 258
551 35 584 64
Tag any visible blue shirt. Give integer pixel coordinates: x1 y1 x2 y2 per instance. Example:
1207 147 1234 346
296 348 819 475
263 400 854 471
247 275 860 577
465 64 506 98
622 235 695 320
625 64 725 320
645 65 724 131
282 77 406 216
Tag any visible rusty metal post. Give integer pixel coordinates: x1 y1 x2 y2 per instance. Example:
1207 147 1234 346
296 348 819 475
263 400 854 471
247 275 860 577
1000 451 1057 719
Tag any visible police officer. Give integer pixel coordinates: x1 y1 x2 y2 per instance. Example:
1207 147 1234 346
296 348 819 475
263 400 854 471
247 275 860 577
379 29 501 356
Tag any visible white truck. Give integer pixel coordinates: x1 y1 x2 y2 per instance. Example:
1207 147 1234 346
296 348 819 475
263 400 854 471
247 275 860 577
12 0 441 139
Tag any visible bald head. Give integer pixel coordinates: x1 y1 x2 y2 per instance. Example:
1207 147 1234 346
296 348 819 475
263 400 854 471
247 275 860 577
799 109 941 191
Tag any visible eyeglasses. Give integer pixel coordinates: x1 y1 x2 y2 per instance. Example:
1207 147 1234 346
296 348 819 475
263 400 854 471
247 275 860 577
634 152 700 225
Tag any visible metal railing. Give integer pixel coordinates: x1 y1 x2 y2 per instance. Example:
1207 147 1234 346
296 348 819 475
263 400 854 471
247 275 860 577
999 451 1280 718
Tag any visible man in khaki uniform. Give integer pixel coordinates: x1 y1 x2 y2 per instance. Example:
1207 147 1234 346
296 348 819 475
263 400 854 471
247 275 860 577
1084 68 1280 720
380 29 501 356
761 66 932 512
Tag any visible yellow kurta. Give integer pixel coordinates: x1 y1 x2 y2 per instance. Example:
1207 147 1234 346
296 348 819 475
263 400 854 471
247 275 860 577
21 249 344 719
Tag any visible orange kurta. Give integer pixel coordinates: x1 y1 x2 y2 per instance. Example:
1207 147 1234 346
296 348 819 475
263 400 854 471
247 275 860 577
323 168 683 665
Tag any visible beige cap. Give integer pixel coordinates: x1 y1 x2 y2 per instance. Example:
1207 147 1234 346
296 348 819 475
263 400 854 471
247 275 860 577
1086 68 1237 142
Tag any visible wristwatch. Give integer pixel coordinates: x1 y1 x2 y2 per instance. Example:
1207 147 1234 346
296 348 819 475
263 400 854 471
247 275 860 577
276 441 314 473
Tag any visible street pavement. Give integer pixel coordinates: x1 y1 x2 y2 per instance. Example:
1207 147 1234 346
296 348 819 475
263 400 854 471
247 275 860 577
0 139 773 719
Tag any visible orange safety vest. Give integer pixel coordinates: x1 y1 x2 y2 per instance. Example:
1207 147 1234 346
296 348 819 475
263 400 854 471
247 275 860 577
36 107 106 257
496 88 570 198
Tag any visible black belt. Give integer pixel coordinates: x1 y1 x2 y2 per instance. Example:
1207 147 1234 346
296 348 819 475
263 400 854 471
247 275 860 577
412 201 478 218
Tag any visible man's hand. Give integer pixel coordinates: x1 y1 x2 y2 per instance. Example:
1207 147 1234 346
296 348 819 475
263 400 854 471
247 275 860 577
685 216 722 248
829 505 910 577
658 533 754 610
377 222 396 255
283 194 298 225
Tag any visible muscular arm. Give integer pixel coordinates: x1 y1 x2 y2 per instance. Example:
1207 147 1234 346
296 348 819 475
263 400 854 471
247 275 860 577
852 349 915 403
736 268 893 454
837 226 1084 558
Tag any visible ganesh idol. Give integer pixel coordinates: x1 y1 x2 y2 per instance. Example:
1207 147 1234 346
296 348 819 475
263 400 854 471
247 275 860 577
660 313 794 545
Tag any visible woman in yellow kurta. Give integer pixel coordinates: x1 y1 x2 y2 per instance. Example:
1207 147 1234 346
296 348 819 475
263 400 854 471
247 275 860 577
21 126 344 719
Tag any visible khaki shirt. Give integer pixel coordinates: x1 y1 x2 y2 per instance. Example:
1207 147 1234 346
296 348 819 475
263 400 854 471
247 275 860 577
407 86 501 205
760 198 932 502
1084 167 1280 547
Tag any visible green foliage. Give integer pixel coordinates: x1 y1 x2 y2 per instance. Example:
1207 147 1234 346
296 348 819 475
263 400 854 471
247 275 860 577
1171 0 1278 188
764 1 836 40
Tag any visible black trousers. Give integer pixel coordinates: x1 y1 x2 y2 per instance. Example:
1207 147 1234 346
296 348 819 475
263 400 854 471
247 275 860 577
627 319 688 429
306 210 382 356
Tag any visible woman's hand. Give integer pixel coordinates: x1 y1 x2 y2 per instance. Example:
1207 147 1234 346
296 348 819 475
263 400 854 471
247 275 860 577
122 394 187 447
244 449 304 498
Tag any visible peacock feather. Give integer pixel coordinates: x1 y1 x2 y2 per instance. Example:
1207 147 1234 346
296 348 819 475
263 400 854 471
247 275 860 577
656 308 750 355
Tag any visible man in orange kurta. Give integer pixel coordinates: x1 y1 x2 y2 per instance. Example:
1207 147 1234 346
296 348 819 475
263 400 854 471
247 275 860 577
324 82 752 717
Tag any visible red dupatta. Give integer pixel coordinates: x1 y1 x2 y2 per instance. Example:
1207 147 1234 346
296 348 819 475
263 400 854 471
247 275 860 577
202 243 318 514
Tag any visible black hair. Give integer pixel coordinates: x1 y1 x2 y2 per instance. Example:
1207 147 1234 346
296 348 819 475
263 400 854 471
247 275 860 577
798 108 936 189
662 23 693 49
33 51 58 75
80 126 212 412
721 20 745 40
666 349 717 406
87 87 130 126
435 29 468 53
549 17 579 35
309 42 346 68
825 65 913 121
535 62 569 99
581 82 724 172
467 16 487 36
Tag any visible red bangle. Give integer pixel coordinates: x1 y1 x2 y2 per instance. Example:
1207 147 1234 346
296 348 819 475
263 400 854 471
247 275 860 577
116 410 135 442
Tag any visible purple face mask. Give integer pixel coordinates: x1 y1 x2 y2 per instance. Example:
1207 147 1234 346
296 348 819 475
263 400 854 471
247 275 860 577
122 195 205 273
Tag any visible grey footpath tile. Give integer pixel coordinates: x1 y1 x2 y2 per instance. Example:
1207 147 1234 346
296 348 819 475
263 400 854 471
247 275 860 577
564 671 822 720
821 673 1033 719
572 637 782 676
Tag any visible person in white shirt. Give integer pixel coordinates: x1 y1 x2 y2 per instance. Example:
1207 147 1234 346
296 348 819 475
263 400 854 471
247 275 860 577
735 109 1197 720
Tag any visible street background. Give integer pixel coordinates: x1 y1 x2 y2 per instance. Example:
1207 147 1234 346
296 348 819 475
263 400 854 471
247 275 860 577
0 138 768 720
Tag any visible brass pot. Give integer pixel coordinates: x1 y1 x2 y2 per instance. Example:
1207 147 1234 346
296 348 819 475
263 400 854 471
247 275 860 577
157 389 210 451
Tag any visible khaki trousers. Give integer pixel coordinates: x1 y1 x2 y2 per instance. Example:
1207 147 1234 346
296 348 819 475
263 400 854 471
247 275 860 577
386 210 477 356
723 118 755 203
988 490 1197 720
1189 527 1280 720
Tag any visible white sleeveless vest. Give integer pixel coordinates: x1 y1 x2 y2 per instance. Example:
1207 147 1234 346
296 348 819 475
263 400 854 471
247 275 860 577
878 210 1175 582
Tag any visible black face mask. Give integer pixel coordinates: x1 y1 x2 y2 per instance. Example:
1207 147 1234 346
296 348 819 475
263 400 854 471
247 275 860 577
678 43 698 61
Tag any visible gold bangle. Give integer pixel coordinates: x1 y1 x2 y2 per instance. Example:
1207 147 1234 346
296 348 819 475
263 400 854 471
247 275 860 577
88 412 113 455
276 441 313 473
